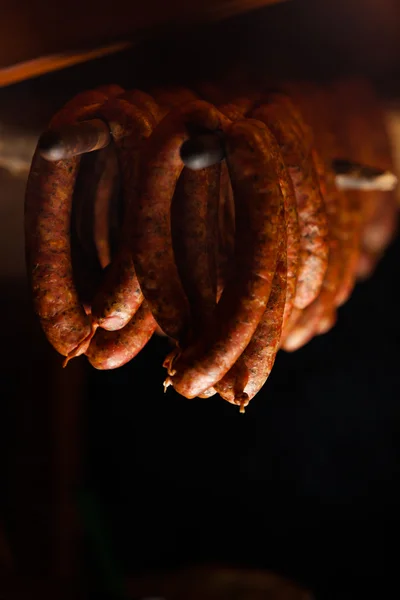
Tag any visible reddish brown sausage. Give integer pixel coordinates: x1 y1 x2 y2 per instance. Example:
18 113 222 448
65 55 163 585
214 100 292 405
282 166 345 351
212 103 251 403
153 86 220 338
279 85 350 348
129 100 229 343
284 83 364 310
249 109 299 330
252 100 328 310
241 221 287 402
25 89 117 362
165 118 284 398
212 100 263 405
86 302 156 369
90 98 158 331
217 216 287 410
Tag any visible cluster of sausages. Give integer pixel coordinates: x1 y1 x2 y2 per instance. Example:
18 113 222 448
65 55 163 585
25 78 398 411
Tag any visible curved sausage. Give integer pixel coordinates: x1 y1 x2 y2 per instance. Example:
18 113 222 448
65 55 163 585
154 86 219 338
252 99 328 310
25 89 117 363
241 221 287 402
90 98 158 331
283 83 363 309
212 100 263 405
217 216 287 410
212 102 251 403
249 109 299 330
165 118 284 398
129 100 229 343
279 84 353 348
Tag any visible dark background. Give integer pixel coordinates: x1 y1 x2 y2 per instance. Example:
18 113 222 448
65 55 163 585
2 1 400 598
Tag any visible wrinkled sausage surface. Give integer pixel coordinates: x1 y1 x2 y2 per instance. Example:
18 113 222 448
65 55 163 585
166 119 284 398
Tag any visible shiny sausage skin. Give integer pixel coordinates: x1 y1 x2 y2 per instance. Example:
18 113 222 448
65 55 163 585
217 215 287 410
212 100 265 405
249 110 299 331
242 221 287 401
86 302 156 369
156 87 221 393
287 83 366 309
155 86 219 338
166 118 284 398
25 89 116 362
90 98 157 331
282 167 345 351
129 100 229 343
252 100 328 310
213 99 289 405
279 85 349 348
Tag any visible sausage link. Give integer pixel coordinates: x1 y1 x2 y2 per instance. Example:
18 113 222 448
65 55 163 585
212 100 262 405
166 118 284 398
86 302 156 369
249 110 299 330
214 100 290 405
155 88 221 400
129 100 229 343
261 92 338 331
90 98 158 331
153 87 222 387
212 103 250 404
215 99 259 300
252 100 328 310
25 89 116 362
153 86 219 338
279 84 353 347
282 165 344 351
242 220 287 401
217 215 287 409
